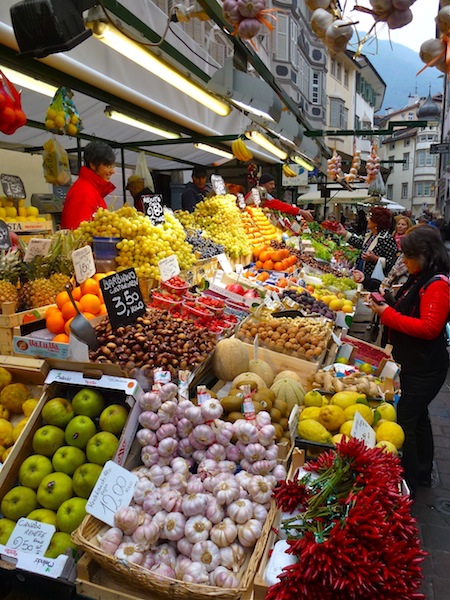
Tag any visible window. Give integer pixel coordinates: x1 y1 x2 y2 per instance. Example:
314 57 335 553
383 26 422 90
403 152 410 170
387 184 393 200
389 155 395 170
276 13 289 60
404 139 410 147
390 143 395 150
290 20 298 68
330 58 336 76
344 68 349 88
311 71 321 105
362 120 371 139
330 98 348 128
408 112 414 120
417 149 435 167
336 62 342 81
416 182 433 196
401 183 408 199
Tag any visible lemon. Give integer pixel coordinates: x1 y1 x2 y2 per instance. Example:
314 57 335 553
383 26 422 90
343 403 374 425
329 299 345 311
2 447 13 462
66 123 78 137
375 440 398 456
5 207 17 218
341 304 354 313
54 115 66 129
375 422 405 450
303 390 323 408
0 405 9 420
0 208 5 219
45 118 56 130
373 418 387 431
332 433 348 445
0 419 13 447
26 206 39 218
70 114 79 125
374 402 397 422
22 398 39 417
331 391 364 410
46 108 57 119
298 419 333 444
299 406 321 422
12 417 29 443
339 420 354 437
318 405 345 431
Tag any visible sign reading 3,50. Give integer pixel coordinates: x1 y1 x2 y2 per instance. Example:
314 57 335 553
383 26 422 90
112 290 145 317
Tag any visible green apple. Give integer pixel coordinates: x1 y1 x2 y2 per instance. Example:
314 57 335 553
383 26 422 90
32 425 65 457
1 486 38 521
64 415 97 450
52 446 86 476
359 363 374 375
56 497 87 533
18 454 53 489
71 388 105 418
99 404 128 435
27 508 57 527
42 397 74 428
72 463 102 498
45 531 77 559
37 472 73 511
0 518 16 545
336 357 349 364
86 431 119 466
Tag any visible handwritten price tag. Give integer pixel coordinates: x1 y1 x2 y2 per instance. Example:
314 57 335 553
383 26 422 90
6 518 55 556
24 238 52 263
72 245 96 284
100 268 146 330
86 461 138 526
158 254 180 282
351 411 376 448
217 253 233 274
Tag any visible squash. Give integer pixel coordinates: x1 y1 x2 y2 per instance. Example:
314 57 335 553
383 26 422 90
248 358 274 387
232 372 267 390
271 377 305 413
274 370 302 383
212 337 250 382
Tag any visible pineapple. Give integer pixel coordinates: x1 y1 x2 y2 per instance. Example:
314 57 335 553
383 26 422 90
0 249 22 313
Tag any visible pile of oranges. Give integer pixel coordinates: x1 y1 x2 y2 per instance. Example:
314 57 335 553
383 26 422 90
252 245 298 272
45 275 110 342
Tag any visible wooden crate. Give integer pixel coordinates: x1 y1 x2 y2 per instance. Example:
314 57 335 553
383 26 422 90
0 304 54 356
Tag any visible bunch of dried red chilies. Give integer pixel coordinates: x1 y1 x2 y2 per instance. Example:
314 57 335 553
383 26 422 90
269 438 426 600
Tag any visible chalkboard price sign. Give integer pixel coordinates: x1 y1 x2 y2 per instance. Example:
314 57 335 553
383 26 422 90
0 220 11 250
142 194 165 226
1 173 26 198
100 267 146 330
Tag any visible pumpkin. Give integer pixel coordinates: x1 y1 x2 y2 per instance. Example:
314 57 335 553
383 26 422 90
212 337 249 381
271 378 305 413
274 370 302 383
248 359 274 387
232 372 267 391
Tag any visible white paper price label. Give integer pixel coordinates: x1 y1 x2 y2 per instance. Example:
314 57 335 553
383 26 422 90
237 193 246 209
6 518 55 556
251 188 261 206
217 253 233 274
24 238 52 263
86 461 138 527
72 245 96 284
158 254 180 282
351 411 376 448
235 264 244 275
211 175 227 196
291 221 301 234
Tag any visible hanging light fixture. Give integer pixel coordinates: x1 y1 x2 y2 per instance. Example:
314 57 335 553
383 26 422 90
0 65 57 96
194 143 233 160
245 130 288 161
292 155 315 172
89 23 231 117
104 107 180 139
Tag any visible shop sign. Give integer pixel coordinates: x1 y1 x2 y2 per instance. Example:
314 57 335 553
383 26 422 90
142 194 165 226
0 220 11 250
0 173 25 198
100 268 146 330
6 518 54 556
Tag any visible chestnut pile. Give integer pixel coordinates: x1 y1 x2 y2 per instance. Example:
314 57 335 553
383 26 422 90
90 309 217 384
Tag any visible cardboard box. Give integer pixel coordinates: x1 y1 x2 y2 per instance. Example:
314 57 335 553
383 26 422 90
208 272 266 307
0 304 54 356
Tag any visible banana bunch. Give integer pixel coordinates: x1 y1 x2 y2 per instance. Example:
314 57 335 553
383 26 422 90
282 163 297 177
231 138 253 162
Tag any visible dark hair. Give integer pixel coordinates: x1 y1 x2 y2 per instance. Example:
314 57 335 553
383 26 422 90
368 206 391 231
192 166 207 178
401 224 450 273
84 141 115 168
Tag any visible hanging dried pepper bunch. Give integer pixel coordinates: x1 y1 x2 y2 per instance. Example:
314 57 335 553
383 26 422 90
269 438 426 600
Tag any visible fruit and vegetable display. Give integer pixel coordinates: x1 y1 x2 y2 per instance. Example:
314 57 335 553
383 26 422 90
0 197 46 225
252 245 298 272
310 366 381 396
88 378 286 592
184 230 225 259
282 289 335 320
0 385 129 558
241 206 282 245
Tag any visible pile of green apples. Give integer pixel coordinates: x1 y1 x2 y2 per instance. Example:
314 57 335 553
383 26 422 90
0 387 128 558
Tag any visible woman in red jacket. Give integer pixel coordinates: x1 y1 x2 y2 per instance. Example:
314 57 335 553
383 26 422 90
370 225 450 496
60 141 116 230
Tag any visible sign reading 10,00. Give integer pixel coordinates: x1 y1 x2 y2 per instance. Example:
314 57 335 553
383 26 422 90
100 268 146 330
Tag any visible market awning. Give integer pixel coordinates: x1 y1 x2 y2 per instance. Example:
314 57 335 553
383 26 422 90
297 188 379 205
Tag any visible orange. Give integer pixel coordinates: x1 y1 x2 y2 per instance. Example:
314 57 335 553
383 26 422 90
259 251 271 263
80 293 101 315
45 306 60 318
81 312 96 320
56 291 70 310
255 260 264 270
72 286 82 301
46 310 65 334
98 290 104 304
98 304 107 315
61 300 81 321
105 271 116 276
263 260 274 271
278 278 288 288
52 333 70 343
93 273 107 282
274 261 283 271
80 278 100 296
64 317 74 336
256 271 269 282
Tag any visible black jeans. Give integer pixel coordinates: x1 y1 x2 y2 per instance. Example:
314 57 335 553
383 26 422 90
398 368 448 492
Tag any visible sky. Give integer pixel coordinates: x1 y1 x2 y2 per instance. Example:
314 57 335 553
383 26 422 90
343 0 441 52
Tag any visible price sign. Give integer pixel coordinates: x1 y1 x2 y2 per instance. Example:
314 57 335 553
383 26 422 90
211 175 227 196
1 173 25 198
235 264 244 275
24 238 52 263
142 194 165 226
251 188 261 206
0 220 11 250
291 221 301 234
158 254 180 282
6 518 55 556
100 268 146 330
351 411 376 448
72 245 96 284
217 253 233 274
86 460 138 526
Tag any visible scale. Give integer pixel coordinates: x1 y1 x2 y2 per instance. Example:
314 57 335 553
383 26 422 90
31 194 64 229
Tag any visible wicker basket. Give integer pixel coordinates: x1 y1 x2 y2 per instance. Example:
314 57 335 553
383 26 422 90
72 502 276 600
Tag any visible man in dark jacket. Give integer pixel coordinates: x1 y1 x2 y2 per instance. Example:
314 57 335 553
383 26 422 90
181 166 208 212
